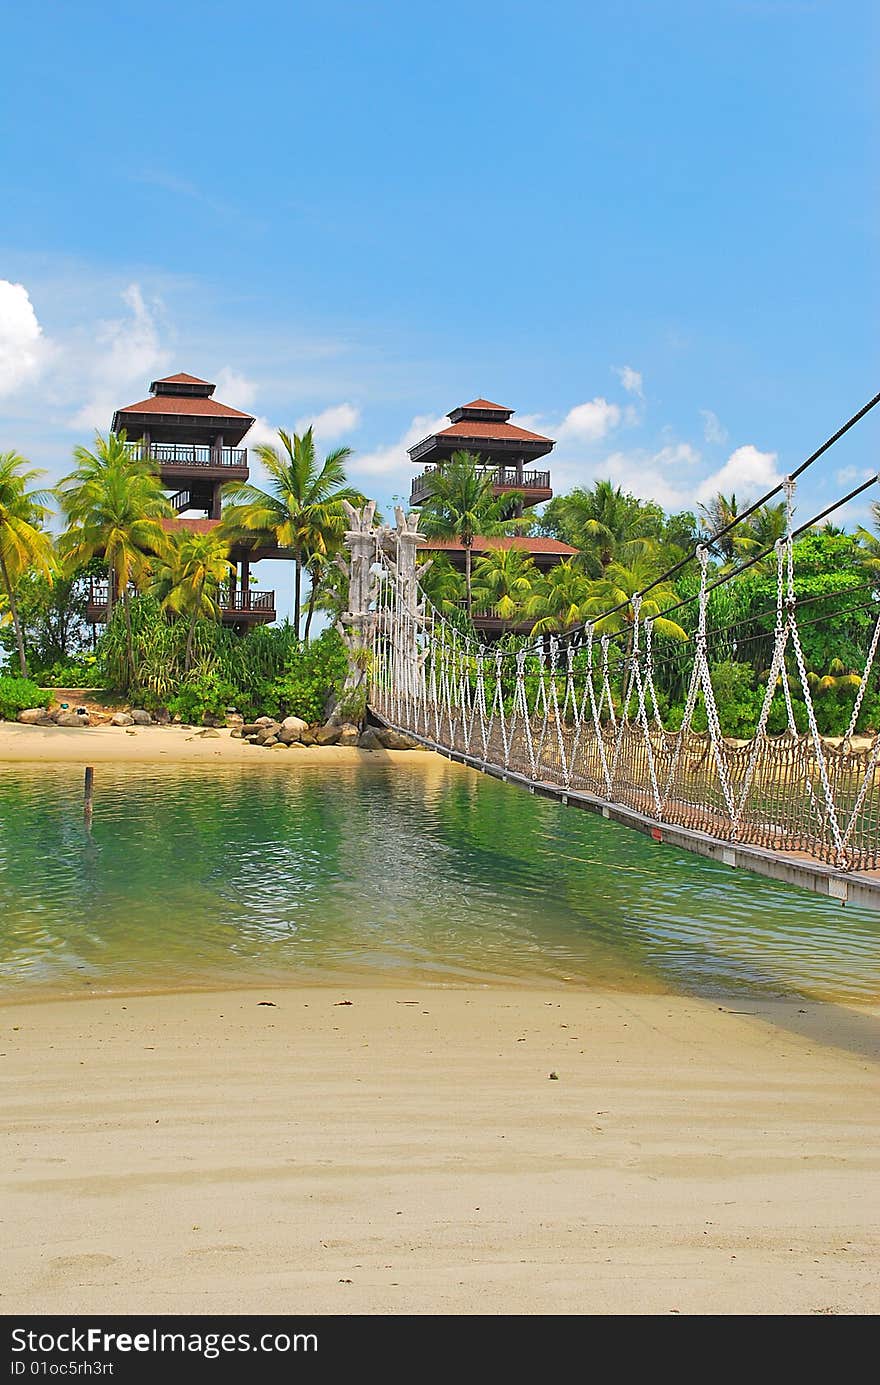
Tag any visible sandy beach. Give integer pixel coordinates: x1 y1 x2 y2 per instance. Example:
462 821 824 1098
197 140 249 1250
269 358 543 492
1 983 878 1316
2 723 879 1316
0 720 436 766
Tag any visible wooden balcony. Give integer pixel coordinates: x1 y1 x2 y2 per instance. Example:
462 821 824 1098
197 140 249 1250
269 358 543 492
123 441 249 484
87 580 275 627
410 465 552 507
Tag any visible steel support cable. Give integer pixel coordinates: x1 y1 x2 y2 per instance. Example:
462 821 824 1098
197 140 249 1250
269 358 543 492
573 472 880 655
542 394 880 657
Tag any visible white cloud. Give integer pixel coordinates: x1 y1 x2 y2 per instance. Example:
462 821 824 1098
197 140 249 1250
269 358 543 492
295 402 361 446
551 439 779 515
700 408 728 445
352 412 448 489
653 442 701 468
214 367 258 410
557 397 622 444
0 280 47 397
835 465 874 486
614 365 643 399
695 444 781 504
68 284 171 432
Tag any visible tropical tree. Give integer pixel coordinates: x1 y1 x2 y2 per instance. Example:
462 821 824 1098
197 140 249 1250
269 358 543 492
472 545 537 633
416 553 465 617
0 452 56 675
418 451 527 616
155 530 233 671
526 559 594 634
732 501 788 562
582 553 688 645
57 433 172 681
856 503 880 590
698 492 740 561
540 480 664 573
221 426 362 635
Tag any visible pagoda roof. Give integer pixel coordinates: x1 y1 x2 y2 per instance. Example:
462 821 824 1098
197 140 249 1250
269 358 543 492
152 372 213 388
459 398 511 412
115 393 253 420
437 419 553 444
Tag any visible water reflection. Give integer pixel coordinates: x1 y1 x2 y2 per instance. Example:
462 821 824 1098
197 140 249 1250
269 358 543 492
0 759 878 1002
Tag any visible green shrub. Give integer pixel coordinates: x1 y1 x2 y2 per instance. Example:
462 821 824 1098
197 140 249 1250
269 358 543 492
34 656 100 687
167 673 253 726
259 629 349 723
0 676 51 720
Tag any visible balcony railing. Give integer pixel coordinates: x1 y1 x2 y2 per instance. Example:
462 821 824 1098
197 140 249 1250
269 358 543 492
410 465 551 505
87 579 275 621
222 589 275 613
123 442 248 469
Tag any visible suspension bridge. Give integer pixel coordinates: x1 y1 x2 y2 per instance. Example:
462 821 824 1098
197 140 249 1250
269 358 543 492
341 398 880 912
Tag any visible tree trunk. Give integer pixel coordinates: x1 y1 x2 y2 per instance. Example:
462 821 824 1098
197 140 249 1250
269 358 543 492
184 574 206 673
304 570 320 643
0 551 28 677
465 543 473 618
122 582 135 688
294 551 303 638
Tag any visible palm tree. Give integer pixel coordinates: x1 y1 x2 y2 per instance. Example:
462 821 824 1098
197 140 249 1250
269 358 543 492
699 492 740 561
57 433 172 681
526 560 594 634
543 480 661 573
418 451 527 617
583 554 688 645
472 545 537 633
732 501 787 561
416 553 465 617
0 452 56 675
156 531 233 671
221 426 362 635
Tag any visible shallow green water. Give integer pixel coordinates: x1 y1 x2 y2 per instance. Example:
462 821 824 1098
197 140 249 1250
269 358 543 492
0 759 878 1003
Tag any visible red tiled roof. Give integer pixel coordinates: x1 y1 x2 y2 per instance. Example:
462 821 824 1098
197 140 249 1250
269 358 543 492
459 398 511 412
154 372 213 386
160 518 222 533
116 395 254 420
437 419 553 444
421 536 577 555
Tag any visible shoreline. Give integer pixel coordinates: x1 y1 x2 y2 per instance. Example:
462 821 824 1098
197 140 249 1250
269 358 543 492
2 982 878 1315
0 720 437 765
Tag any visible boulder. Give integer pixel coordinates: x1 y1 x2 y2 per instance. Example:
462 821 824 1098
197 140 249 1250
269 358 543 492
374 727 419 751
229 728 243 739
262 735 278 748
271 741 288 750
256 723 282 744
254 716 275 727
152 707 171 725
130 709 153 726
197 728 221 739
315 723 342 746
225 712 244 729
17 708 53 726
300 730 317 745
281 715 309 736
240 724 261 737
277 726 301 745
357 727 382 751
110 712 134 727
337 722 360 746
56 711 91 728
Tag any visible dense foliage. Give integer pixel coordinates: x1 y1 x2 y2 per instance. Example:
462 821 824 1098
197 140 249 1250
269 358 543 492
0 676 51 720
97 595 348 723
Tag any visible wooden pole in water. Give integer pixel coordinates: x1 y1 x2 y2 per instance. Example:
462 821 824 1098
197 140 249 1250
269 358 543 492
84 765 94 828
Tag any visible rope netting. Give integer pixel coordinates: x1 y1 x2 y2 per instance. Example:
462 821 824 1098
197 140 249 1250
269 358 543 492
365 484 880 874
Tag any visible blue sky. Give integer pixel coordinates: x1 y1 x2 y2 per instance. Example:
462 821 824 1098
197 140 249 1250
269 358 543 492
1 0 878 616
